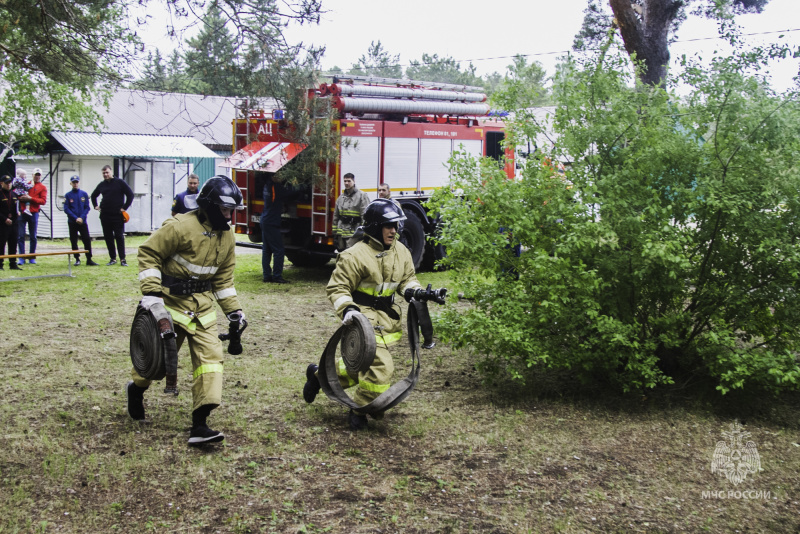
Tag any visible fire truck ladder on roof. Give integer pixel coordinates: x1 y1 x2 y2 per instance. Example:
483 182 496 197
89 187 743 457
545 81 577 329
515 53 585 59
233 97 252 234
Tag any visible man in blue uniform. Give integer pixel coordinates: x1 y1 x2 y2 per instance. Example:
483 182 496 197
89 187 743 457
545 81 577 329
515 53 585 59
63 175 98 266
172 174 200 216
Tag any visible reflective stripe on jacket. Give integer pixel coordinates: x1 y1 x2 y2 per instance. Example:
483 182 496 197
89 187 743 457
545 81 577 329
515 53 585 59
333 187 370 237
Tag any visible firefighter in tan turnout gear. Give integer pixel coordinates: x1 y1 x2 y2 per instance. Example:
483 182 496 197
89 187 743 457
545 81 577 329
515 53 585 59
303 199 423 430
332 172 370 251
126 176 246 446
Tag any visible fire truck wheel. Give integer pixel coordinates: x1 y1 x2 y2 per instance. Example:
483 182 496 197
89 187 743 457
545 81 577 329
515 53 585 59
399 211 425 271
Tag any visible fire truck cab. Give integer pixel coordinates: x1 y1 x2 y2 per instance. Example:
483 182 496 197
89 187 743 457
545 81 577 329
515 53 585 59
227 76 513 270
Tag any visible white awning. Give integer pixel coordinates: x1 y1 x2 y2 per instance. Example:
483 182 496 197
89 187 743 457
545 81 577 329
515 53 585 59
221 141 306 171
51 131 218 158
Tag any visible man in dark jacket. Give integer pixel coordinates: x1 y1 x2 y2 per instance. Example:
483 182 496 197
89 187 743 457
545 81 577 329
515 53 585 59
64 175 98 266
90 165 133 266
261 174 297 283
0 175 22 270
172 173 200 216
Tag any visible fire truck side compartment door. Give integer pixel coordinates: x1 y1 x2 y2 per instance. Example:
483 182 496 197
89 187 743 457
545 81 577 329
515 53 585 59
419 139 452 194
341 136 381 200
384 137 419 195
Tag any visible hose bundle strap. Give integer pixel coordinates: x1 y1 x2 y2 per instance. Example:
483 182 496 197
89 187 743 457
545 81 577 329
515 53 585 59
317 300 430 414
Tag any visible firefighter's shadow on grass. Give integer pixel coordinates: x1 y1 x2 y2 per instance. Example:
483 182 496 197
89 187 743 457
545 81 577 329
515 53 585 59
284 262 336 284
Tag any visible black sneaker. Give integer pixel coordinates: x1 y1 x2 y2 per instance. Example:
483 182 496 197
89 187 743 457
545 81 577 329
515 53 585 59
303 363 321 403
272 277 290 284
120 259 128 267
86 259 99 266
126 381 146 421
348 409 368 431
188 425 225 446
74 259 81 266
106 259 117 266
10 264 22 270
263 276 272 283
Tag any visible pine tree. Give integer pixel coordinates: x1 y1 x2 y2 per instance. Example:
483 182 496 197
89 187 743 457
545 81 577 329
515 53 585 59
140 50 168 90
183 2 240 96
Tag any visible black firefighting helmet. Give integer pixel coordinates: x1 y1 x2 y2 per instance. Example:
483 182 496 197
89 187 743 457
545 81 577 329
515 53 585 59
197 175 244 211
363 199 406 241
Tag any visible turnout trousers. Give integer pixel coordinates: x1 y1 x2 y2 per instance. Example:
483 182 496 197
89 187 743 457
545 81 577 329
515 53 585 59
131 319 224 411
335 343 395 409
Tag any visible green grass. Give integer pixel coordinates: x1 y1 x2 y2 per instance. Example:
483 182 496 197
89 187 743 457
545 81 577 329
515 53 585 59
0 237 798 533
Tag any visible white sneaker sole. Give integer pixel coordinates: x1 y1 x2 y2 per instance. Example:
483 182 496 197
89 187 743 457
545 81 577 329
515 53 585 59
188 433 225 445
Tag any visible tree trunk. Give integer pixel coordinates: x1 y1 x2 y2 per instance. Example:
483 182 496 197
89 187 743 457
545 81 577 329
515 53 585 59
608 0 682 87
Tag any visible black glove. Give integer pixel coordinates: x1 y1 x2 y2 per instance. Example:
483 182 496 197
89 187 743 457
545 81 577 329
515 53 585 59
404 284 447 305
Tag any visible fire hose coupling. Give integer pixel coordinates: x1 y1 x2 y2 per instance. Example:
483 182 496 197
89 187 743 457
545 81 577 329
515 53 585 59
220 310 248 355
404 284 447 305
156 318 177 340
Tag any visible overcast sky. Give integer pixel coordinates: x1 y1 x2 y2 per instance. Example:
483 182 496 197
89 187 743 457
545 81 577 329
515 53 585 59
138 0 799 91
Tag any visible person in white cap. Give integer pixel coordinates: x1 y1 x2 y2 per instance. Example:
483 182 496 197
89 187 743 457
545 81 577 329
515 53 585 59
16 167 47 265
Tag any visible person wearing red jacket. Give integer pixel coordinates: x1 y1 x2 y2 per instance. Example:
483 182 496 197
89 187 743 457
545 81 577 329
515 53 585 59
17 168 47 265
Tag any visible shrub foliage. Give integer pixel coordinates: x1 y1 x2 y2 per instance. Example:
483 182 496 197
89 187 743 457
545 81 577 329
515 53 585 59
429 40 800 394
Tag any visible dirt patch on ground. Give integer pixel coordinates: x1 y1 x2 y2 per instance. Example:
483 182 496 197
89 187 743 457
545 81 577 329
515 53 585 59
1 239 799 533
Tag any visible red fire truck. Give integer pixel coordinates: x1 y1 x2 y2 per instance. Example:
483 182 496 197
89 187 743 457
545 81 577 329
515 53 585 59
227 76 513 270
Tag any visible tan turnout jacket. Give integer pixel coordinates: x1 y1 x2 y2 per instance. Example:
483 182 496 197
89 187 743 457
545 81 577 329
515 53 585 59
138 212 241 331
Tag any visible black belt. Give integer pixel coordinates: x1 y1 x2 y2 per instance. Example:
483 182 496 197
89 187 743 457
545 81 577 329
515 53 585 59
352 291 400 320
162 273 211 296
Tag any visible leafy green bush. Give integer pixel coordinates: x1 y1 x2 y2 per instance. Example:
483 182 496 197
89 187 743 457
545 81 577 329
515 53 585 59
429 40 800 394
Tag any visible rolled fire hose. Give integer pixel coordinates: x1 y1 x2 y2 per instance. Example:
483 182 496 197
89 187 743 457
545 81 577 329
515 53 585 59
340 313 376 374
129 303 179 395
317 300 430 414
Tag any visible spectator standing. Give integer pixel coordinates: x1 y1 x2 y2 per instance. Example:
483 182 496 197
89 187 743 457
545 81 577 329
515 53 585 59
378 182 403 212
261 174 298 284
91 165 133 266
63 175 98 266
172 173 200 216
332 172 369 251
0 175 22 270
17 168 47 265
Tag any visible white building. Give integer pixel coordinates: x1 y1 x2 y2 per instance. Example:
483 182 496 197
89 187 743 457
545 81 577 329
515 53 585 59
15 90 246 238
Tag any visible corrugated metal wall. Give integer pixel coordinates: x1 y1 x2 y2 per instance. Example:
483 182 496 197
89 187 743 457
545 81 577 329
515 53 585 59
188 157 217 185
16 155 224 238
